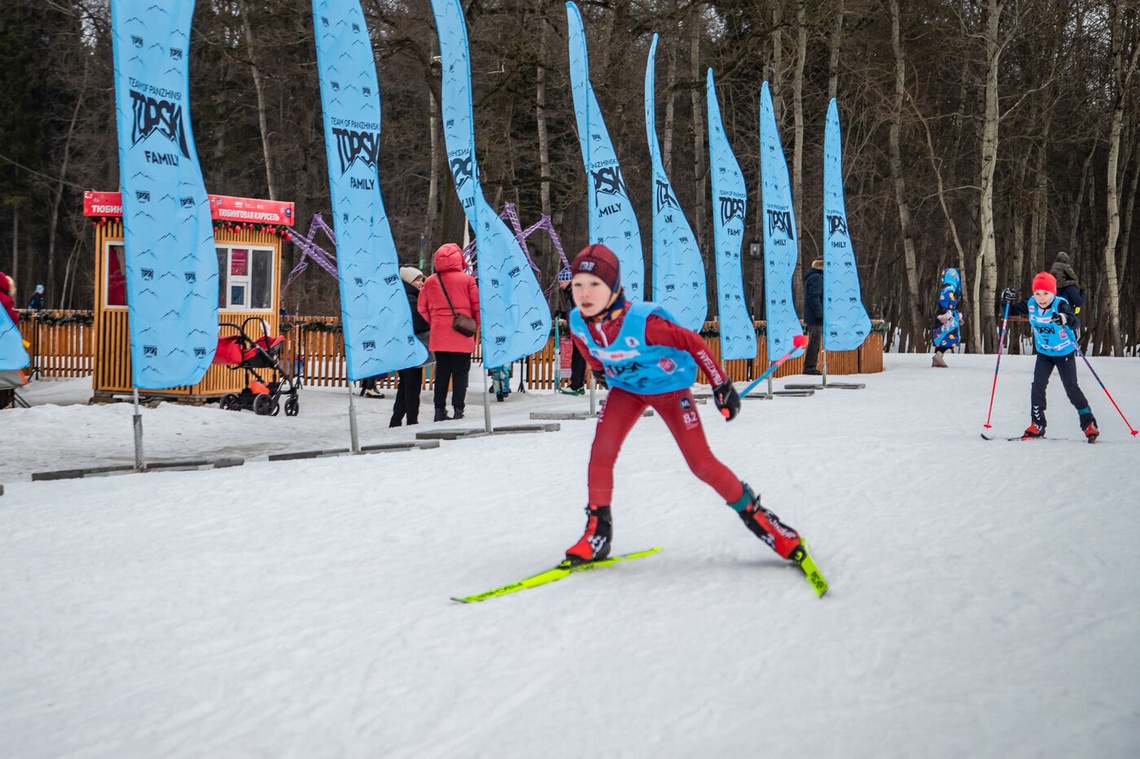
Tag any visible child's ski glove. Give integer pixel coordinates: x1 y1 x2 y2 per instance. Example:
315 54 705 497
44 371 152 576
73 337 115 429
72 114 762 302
1001 287 1017 303
713 380 741 421
1051 312 1067 326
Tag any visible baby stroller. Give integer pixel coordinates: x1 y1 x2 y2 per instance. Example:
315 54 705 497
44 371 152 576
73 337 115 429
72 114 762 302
214 317 300 416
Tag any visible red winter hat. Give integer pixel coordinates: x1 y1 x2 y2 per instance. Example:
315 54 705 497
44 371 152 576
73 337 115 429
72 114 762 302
1032 271 1057 294
571 244 621 292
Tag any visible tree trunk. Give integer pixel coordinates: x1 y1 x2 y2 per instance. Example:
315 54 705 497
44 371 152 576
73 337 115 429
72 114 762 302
1030 135 1049 280
916 104 967 335
535 28 551 221
888 0 922 352
793 0 806 264
1101 0 1140 356
1117 134 1140 287
240 0 277 200
828 0 844 101
425 90 441 255
770 4 783 123
663 42 677 177
973 0 1003 354
689 6 706 252
1070 145 1095 255
47 57 90 302
1010 145 1029 293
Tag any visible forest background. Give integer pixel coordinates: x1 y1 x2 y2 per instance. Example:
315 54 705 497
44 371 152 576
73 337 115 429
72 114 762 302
1 0 1137 355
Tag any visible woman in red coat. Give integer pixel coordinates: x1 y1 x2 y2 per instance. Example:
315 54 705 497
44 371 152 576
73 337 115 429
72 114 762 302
417 243 480 421
0 271 19 326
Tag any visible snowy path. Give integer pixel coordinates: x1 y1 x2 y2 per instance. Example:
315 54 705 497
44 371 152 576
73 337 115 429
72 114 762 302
2 354 1138 757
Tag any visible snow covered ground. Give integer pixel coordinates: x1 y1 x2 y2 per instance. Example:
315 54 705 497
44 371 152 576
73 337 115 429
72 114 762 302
2 352 1138 758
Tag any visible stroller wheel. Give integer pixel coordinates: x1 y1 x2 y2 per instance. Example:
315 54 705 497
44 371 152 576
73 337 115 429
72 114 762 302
253 394 274 416
220 393 240 411
284 396 300 416
270 398 281 416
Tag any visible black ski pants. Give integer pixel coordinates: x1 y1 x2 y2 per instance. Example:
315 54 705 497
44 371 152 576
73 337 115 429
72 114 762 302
1030 351 1090 428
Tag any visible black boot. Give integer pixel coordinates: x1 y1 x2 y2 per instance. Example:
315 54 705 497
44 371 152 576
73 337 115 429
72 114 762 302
434 408 450 422
564 505 613 565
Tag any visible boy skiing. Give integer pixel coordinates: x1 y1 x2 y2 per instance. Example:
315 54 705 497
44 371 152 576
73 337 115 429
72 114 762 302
1001 271 1098 442
563 244 823 590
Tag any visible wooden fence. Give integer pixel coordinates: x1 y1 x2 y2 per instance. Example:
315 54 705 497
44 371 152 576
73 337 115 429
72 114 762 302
278 316 883 390
16 311 95 379
14 311 883 391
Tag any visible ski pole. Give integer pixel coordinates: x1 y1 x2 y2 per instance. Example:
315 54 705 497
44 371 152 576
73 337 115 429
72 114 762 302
1069 333 1138 437
738 334 810 400
983 301 1011 430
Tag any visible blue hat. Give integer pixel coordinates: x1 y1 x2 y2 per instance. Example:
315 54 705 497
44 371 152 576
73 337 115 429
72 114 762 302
557 268 572 283
35 284 44 292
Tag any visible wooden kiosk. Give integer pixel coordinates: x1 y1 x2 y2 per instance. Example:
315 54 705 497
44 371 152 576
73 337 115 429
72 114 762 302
84 191 295 402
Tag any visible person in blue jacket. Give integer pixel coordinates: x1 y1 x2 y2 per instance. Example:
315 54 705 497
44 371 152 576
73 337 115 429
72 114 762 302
931 268 961 368
1001 271 1098 441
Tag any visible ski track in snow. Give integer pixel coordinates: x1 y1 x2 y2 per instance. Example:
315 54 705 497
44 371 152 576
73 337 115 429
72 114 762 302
1 353 1138 758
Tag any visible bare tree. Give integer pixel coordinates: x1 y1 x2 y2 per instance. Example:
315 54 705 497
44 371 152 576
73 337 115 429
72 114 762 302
1101 0 1140 356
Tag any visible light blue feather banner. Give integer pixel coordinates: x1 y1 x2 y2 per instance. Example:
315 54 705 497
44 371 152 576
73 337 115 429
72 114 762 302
430 0 549 367
645 35 706 330
313 2 426 381
822 98 872 351
0 309 29 370
111 0 218 388
566 2 644 301
706 68 755 360
759 82 805 360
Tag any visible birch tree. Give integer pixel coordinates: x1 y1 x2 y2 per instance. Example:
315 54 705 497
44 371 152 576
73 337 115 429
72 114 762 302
1100 0 1139 356
972 0 1003 353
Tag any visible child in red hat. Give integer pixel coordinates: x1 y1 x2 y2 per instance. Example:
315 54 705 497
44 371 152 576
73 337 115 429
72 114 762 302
563 244 823 587
1001 271 1098 441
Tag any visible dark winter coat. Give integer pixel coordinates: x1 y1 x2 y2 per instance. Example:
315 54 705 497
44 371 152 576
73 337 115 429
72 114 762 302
404 280 430 335
554 285 575 321
802 267 824 327
1049 252 1085 310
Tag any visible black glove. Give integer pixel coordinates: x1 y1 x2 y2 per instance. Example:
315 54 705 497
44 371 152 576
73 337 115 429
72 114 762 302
713 380 741 421
1051 312 1067 326
1001 287 1017 303
591 369 607 389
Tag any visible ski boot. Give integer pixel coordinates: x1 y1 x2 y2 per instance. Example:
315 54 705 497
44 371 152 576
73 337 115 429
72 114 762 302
1021 422 1046 439
565 505 612 565
1080 411 1099 443
729 483 801 559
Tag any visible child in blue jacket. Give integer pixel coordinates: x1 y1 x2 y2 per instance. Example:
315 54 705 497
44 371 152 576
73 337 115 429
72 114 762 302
1001 271 1098 441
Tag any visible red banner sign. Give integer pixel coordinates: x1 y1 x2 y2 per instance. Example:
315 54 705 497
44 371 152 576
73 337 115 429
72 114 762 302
84 191 294 225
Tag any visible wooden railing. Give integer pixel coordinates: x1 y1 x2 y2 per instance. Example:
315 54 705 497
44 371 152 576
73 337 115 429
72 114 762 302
281 316 883 390
14 311 884 391
16 311 95 379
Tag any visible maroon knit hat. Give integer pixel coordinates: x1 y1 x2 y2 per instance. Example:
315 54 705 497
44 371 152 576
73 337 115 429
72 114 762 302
570 244 621 292
1032 271 1057 294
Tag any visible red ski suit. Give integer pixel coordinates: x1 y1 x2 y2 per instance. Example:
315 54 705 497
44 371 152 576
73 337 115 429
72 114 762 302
571 306 745 508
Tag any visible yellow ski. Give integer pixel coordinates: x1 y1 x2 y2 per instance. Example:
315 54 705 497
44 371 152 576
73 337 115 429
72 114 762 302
791 541 829 598
451 547 662 603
